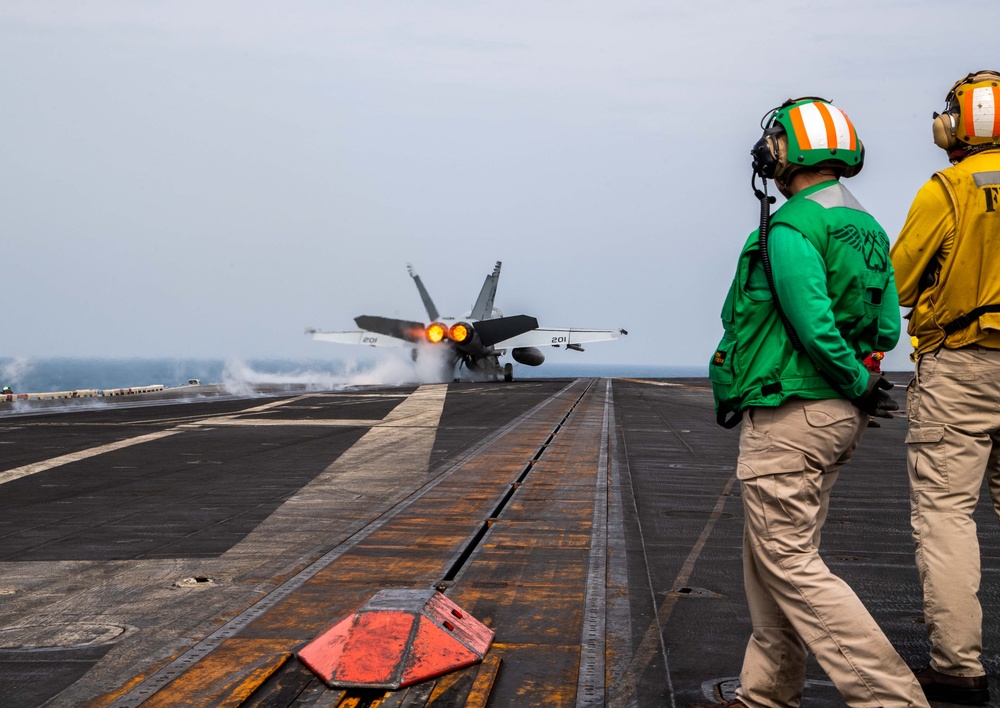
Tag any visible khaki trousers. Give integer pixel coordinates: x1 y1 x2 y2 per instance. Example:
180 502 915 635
906 346 1000 676
736 398 928 708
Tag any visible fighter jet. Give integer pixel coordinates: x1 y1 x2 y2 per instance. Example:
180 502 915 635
306 261 626 381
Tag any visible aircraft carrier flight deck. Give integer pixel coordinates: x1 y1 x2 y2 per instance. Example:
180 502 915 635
1 378 998 707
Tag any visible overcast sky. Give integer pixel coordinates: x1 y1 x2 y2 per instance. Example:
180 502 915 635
1 1 996 370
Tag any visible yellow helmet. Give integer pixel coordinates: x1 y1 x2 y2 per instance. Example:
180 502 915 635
932 70 1000 152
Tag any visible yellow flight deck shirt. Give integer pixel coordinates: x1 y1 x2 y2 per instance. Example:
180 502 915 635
891 149 1000 357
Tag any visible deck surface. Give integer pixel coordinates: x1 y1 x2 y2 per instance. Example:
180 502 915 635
1 377 998 707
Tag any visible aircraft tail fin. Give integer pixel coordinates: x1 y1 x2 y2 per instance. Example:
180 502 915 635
408 264 440 322
470 261 502 321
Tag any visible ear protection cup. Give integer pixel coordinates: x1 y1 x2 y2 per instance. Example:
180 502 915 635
932 111 959 150
751 126 785 179
934 70 1000 153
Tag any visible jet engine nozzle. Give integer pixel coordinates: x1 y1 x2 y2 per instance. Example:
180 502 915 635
449 322 473 344
425 322 448 344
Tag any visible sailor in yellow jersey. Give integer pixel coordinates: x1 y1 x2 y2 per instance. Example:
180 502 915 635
891 69 1000 707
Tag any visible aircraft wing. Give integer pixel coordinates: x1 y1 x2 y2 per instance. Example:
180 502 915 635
307 329 412 348
493 327 625 349
353 316 426 343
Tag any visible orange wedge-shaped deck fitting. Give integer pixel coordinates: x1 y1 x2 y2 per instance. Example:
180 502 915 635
297 588 494 690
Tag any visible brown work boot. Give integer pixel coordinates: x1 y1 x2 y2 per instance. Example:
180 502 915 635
914 665 989 705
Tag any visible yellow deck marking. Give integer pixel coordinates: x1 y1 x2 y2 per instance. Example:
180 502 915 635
221 384 447 557
0 393 408 485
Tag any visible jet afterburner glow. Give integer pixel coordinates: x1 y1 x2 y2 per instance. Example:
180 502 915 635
425 323 447 344
449 323 472 344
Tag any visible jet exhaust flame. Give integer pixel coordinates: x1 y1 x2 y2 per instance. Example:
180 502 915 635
421 322 472 345
425 323 447 344
449 322 472 344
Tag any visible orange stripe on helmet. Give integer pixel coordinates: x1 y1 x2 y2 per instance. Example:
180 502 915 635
814 102 840 151
963 87 976 138
789 106 812 150
993 85 1000 138
844 109 858 150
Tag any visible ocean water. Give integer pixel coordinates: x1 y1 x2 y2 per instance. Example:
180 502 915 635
0 356 707 395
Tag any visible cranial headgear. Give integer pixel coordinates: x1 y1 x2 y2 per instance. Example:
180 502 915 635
751 97 865 183
932 70 1000 153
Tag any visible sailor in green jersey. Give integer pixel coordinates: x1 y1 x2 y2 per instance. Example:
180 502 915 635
705 99 927 708
717 179 901 410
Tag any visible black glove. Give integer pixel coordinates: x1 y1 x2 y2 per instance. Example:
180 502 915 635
852 373 898 418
